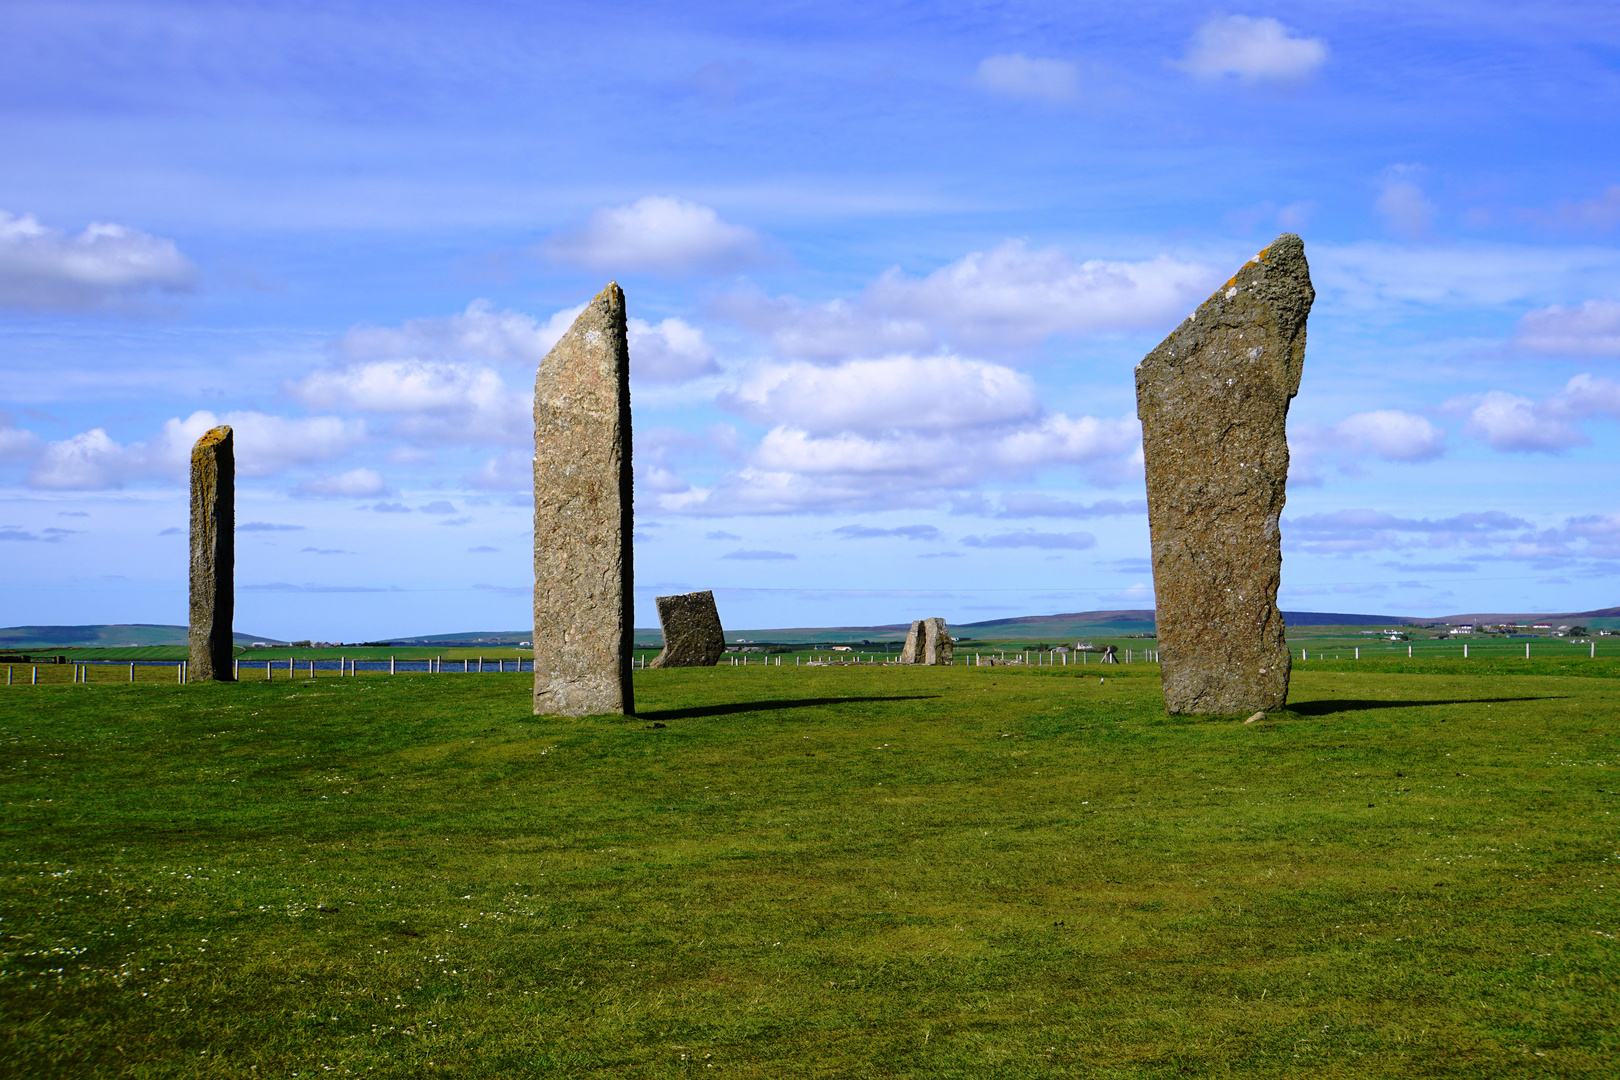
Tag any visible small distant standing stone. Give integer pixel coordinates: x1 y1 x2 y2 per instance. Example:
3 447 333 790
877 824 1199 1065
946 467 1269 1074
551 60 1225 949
188 425 235 681
649 591 725 668
533 283 634 716
1135 233 1313 715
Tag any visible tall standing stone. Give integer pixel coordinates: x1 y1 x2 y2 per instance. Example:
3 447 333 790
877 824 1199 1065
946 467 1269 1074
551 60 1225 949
1135 234 1313 715
648 590 725 668
188 425 235 681
533 283 634 716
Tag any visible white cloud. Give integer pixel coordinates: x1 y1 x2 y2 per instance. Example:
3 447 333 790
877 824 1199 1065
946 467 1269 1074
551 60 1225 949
1333 410 1446 462
1514 299 1620 357
726 242 1216 360
546 196 763 274
628 317 719 383
0 422 40 463
657 353 1140 515
869 242 1216 348
27 429 128 491
1464 391 1583 452
337 299 560 366
973 54 1078 103
1375 166 1434 239
290 360 529 446
295 468 387 498
1176 16 1327 83
0 210 195 310
723 355 1039 435
26 410 364 490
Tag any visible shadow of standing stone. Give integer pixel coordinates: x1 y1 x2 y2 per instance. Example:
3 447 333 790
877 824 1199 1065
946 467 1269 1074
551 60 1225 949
189 425 234 681
1135 234 1313 714
649 590 725 668
533 283 634 716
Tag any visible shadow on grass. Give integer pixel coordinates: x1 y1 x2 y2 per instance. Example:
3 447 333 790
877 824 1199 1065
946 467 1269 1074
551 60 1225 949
639 695 940 721
1288 695 1564 717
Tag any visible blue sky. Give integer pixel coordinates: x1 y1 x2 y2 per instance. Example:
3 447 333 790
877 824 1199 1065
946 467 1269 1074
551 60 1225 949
3 1 1619 639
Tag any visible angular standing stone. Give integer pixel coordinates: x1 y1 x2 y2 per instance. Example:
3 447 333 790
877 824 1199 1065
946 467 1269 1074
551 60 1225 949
923 617 954 665
1135 234 1313 715
188 425 235 681
898 620 924 664
533 283 634 716
648 590 725 668
898 617 953 665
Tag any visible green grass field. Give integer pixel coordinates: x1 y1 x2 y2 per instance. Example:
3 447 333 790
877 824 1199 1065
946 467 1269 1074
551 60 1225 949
2 660 1615 1077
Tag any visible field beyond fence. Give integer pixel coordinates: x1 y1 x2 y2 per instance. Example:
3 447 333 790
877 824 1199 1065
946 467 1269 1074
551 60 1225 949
1 661 1615 1077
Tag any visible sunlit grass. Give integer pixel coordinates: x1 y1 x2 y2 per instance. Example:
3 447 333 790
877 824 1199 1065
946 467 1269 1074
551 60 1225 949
2 663 1615 1076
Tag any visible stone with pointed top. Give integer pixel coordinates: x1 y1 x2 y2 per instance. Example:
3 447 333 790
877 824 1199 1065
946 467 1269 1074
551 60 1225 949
189 426 235 681
1135 233 1313 715
648 590 725 668
533 282 634 716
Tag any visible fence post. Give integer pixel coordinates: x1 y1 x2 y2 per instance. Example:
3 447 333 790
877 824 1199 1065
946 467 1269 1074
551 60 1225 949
1526 642 1530 659
34 666 38 685
1463 643 1468 658
391 655 396 675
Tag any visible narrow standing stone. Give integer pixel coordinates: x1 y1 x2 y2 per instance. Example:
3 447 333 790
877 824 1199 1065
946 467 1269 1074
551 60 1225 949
188 426 235 681
923 618 954 665
1135 234 1313 714
533 283 634 715
648 590 725 668
898 620 924 664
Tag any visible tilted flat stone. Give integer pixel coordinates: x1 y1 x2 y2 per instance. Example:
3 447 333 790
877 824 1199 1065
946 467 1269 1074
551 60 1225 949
898 620 924 664
533 282 634 716
1135 234 1313 714
188 425 235 681
649 590 725 668
923 617 954 665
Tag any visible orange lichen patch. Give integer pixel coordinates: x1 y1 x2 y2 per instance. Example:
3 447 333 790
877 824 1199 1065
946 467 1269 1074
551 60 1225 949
1221 241 1282 289
194 425 232 450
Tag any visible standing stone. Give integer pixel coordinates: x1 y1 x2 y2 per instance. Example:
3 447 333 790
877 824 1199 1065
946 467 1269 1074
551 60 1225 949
898 618 952 665
898 620 924 664
1135 234 1313 715
533 283 634 716
188 426 235 681
648 590 725 668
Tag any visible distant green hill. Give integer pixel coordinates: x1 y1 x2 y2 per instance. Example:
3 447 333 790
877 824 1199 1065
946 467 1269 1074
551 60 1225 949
0 625 285 649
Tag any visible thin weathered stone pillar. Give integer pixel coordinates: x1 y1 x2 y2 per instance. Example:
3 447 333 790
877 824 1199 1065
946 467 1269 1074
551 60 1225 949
1135 234 1313 714
188 425 235 681
648 590 725 668
533 282 634 715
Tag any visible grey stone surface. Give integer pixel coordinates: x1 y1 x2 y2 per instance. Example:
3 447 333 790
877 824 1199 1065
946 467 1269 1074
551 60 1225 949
649 590 725 668
188 425 234 681
1135 233 1313 715
898 620 923 664
923 617 954 665
898 617 953 665
533 282 634 716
